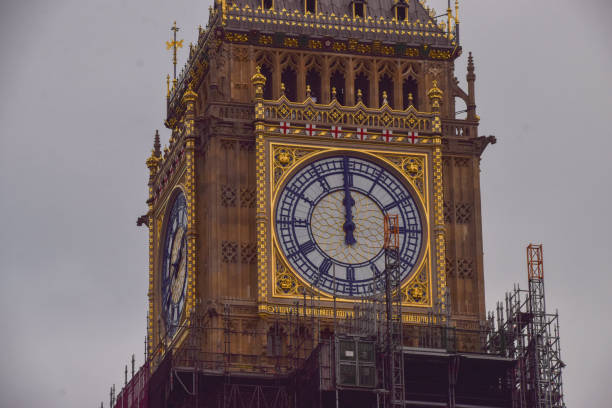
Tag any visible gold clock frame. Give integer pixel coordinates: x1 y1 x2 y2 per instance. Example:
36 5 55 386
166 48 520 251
257 138 437 313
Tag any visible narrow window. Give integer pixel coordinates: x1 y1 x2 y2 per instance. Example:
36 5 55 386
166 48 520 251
281 67 297 102
355 72 370 106
354 2 365 18
262 0 273 10
260 64 273 100
396 6 407 21
305 0 316 14
330 71 346 105
379 74 394 108
306 69 321 102
403 77 418 109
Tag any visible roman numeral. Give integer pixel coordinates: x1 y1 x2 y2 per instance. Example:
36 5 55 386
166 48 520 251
319 177 330 192
346 266 355 281
319 258 332 275
384 197 410 212
370 263 381 277
278 219 308 227
286 186 313 205
398 226 421 234
345 173 353 187
299 240 315 254
311 165 331 192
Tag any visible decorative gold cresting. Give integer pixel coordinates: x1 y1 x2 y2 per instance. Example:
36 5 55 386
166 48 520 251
182 83 198 320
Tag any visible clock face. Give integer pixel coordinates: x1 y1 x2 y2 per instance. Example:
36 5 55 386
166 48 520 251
162 193 188 336
275 154 424 297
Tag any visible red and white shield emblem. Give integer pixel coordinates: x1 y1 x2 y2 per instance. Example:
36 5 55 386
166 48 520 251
305 123 316 136
382 129 393 143
279 122 291 135
357 127 368 141
331 126 342 139
408 131 419 144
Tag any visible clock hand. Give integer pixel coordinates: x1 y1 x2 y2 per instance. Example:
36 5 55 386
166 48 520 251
342 156 357 246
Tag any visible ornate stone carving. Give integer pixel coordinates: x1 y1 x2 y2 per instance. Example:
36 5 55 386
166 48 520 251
221 241 238 263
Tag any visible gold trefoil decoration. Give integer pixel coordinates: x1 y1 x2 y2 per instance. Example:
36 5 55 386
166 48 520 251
379 154 425 196
272 145 320 188
402 261 429 304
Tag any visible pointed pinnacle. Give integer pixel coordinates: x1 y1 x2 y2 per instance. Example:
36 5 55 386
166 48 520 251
467 51 474 72
154 130 161 157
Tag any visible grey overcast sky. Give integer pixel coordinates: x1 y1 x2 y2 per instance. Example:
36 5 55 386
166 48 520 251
0 0 610 406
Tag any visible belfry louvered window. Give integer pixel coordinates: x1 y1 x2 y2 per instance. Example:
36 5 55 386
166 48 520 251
304 0 316 14
352 1 367 18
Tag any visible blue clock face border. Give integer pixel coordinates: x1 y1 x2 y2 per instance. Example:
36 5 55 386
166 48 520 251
274 153 425 298
161 192 188 336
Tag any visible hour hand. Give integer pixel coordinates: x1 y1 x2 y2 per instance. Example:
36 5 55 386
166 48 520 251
342 188 356 246
343 218 356 246
342 156 356 246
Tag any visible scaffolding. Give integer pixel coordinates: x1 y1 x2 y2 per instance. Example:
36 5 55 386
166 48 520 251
487 244 565 408
383 214 405 408
108 244 565 408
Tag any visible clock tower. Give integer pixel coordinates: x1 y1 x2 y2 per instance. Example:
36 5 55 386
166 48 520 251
144 0 495 382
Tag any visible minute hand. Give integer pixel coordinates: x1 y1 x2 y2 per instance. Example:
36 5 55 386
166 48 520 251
342 157 357 246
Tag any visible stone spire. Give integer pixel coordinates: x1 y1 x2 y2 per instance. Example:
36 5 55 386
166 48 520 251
467 52 477 120
146 130 162 179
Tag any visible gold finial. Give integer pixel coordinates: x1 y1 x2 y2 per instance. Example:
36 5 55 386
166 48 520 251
166 74 171 99
357 89 363 103
447 2 452 38
251 65 266 85
146 130 162 174
427 80 443 112
252 66 267 100
331 87 337 100
281 82 286 96
166 21 184 80
455 0 459 23
408 92 414 106
306 84 311 98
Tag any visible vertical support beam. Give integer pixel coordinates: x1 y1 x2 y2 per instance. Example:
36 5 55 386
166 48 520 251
346 57 355 106
371 59 379 108
394 61 402 110
273 51 281 99
429 80 448 315
252 68 269 309
297 53 306 102
321 56 331 104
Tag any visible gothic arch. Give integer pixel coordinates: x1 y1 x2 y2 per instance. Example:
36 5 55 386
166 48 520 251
378 61 396 108
305 55 323 102
280 54 299 101
354 59 372 106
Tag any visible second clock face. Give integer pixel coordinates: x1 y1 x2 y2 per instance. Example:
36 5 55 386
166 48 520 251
162 193 188 337
275 154 424 297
